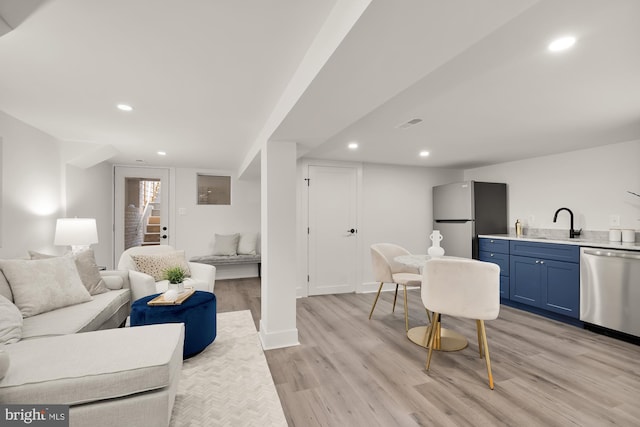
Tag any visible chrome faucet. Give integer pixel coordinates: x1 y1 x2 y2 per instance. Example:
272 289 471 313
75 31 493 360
553 207 582 238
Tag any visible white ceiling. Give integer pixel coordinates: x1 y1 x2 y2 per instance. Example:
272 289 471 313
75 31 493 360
1 0 639 173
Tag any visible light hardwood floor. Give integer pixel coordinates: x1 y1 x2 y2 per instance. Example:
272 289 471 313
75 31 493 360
215 278 640 427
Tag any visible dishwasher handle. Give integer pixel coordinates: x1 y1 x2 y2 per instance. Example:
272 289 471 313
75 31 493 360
582 248 640 260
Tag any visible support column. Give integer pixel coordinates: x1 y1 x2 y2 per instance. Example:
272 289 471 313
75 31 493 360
259 140 299 349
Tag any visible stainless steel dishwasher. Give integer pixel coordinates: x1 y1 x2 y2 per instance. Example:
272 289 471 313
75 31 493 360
580 247 640 338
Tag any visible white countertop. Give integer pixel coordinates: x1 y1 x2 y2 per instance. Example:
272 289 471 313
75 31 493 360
479 234 640 251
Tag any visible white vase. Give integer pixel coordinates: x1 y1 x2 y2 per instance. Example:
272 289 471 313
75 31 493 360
428 230 445 257
169 282 185 293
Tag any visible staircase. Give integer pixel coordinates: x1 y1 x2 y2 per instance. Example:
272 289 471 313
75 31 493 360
142 205 162 246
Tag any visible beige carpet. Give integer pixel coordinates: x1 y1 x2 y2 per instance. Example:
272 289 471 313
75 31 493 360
170 310 287 427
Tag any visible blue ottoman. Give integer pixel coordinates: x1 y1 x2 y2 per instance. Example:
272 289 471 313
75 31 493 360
130 291 217 358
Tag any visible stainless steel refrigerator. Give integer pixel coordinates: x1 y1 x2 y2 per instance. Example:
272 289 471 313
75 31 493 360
433 181 507 259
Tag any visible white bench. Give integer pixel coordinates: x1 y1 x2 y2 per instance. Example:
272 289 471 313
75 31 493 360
190 254 261 277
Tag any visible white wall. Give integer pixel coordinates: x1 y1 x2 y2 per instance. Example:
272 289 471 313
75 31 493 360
464 140 640 232
296 159 462 294
64 162 114 267
172 167 261 277
0 111 64 258
360 163 462 285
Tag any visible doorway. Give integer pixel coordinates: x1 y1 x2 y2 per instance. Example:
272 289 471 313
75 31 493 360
114 166 171 266
307 164 359 295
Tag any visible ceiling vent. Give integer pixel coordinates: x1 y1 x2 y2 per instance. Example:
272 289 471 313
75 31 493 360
395 118 423 129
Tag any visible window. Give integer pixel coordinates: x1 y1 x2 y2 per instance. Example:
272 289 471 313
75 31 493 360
197 174 231 205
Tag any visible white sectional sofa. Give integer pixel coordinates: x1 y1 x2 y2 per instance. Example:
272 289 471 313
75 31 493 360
0 251 186 427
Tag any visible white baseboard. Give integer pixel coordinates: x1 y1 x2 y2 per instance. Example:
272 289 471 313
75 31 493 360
258 320 300 350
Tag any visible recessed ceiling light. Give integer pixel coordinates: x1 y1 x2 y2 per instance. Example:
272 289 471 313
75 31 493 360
419 150 430 157
548 36 576 52
348 142 358 150
157 151 166 156
117 104 133 111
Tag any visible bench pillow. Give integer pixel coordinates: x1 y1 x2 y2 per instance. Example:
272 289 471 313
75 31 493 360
237 232 257 255
213 233 240 256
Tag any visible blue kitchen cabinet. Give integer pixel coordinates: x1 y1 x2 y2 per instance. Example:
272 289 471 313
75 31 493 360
509 241 580 319
478 238 509 298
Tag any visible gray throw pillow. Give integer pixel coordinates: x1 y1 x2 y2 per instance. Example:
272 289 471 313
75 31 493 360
29 249 109 295
0 256 92 318
213 233 240 256
0 294 22 345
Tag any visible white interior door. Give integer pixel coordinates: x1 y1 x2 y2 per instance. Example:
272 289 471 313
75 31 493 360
307 164 358 295
114 166 170 266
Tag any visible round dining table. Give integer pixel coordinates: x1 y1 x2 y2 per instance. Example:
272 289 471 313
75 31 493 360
394 254 468 352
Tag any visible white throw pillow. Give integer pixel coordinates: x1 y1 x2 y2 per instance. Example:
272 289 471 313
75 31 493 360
213 233 240 256
29 249 109 295
0 294 22 345
237 232 258 255
0 349 9 380
131 250 192 282
0 256 92 318
0 271 13 302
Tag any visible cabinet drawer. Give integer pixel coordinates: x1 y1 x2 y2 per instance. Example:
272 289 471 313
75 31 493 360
479 238 509 254
479 251 509 276
509 240 579 263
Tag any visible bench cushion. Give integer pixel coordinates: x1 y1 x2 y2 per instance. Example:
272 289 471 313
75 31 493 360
0 323 184 405
190 254 261 266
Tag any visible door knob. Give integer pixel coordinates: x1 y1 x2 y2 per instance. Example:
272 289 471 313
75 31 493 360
162 226 167 231
162 235 167 239
347 228 357 234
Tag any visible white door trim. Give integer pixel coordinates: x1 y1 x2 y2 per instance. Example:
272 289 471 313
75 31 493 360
298 158 363 297
113 165 175 266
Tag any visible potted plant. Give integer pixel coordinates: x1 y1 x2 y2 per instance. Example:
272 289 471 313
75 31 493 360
164 266 187 293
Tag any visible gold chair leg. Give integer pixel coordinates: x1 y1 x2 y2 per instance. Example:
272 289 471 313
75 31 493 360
425 313 440 371
392 284 399 312
478 320 494 390
368 282 384 319
425 309 432 323
476 319 483 357
403 285 409 332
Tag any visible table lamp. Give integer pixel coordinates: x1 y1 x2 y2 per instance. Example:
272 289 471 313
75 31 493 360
54 218 99 254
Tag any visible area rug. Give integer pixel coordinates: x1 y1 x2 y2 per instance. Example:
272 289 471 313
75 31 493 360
170 310 287 427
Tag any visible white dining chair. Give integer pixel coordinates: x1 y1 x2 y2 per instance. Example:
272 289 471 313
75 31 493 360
369 243 422 331
421 257 500 389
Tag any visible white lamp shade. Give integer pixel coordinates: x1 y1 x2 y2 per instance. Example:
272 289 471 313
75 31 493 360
54 218 99 246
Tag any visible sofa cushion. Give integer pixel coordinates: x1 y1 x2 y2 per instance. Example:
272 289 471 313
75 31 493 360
213 233 240 256
21 289 130 339
29 249 109 295
0 257 92 318
132 250 191 282
0 294 22 345
237 232 258 255
0 323 184 405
